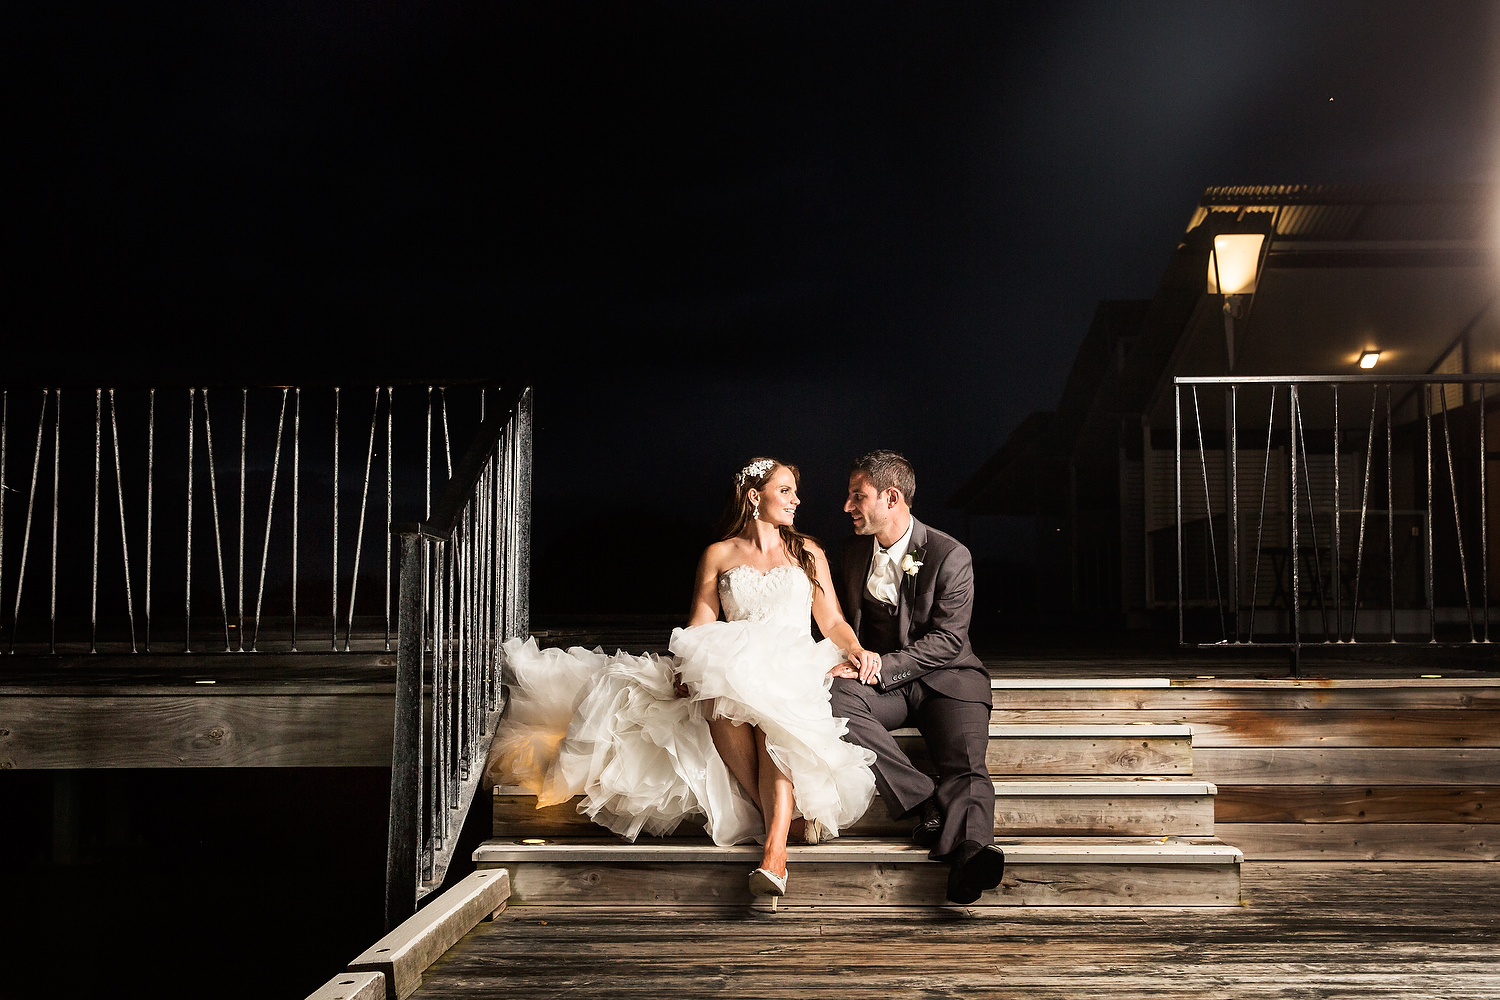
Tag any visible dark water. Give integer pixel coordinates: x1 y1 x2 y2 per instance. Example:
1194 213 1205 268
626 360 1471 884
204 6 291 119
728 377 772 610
1 767 491 1000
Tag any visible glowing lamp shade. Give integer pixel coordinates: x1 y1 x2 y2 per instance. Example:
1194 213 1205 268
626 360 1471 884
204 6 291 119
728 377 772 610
1207 234 1266 295
1359 351 1380 369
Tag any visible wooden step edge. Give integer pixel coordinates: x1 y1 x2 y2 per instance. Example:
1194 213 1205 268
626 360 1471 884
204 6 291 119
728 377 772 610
893 724 1193 738
987 780 1217 795
495 780 1218 798
991 677 1171 689
473 836 1243 867
302 971 386 1000
346 868 511 1000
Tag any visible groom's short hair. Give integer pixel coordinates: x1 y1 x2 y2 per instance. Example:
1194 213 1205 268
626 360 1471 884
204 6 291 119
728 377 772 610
852 449 916 506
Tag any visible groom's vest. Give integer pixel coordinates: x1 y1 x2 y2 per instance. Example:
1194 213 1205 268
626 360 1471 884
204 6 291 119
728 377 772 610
860 594 902 655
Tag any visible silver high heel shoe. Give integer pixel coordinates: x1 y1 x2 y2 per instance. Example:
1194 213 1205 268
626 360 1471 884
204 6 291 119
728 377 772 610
803 819 832 845
749 867 788 896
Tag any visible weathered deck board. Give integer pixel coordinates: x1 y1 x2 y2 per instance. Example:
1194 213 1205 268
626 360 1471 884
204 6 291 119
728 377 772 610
1192 747 1500 785
1214 785 1500 823
0 693 397 768
493 781 1219 837
985 708 1500 746
1216 823 1497 860
472 836 1242 909
404 862 1500 999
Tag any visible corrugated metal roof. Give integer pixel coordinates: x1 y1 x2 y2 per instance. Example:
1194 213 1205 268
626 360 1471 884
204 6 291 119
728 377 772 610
1188 183 1497 243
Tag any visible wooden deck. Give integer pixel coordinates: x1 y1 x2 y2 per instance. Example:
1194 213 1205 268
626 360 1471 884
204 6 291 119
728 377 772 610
402 862 1500 999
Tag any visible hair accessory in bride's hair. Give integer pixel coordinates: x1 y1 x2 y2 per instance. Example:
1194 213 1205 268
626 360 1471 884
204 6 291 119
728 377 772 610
735 458 776 487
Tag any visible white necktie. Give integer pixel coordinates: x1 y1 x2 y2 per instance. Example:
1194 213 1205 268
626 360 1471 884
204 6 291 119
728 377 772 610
869 547 899 605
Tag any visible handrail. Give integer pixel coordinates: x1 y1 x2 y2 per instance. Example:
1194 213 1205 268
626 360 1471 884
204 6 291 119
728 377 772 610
1172 374 1496 675
384 383 531 930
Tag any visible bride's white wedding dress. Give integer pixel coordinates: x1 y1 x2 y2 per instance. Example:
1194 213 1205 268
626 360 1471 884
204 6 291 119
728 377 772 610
486 564 877 846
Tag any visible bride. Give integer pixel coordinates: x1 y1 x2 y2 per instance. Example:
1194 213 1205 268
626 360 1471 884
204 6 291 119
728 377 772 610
487 456 878 900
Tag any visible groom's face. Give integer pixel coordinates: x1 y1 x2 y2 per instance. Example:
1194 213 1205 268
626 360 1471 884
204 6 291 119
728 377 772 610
844 472 890 537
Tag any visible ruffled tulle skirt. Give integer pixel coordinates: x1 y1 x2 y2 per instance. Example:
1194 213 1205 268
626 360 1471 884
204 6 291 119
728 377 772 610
484 624 876 846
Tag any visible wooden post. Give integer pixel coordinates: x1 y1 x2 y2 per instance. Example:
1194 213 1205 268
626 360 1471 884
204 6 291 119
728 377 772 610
386 531 425 932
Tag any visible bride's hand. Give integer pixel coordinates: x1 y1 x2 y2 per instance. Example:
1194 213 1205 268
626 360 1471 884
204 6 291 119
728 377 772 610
672 672 690 698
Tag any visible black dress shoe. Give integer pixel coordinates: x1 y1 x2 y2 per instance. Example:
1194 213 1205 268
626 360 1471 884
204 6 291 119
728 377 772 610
946 840 1005 905
911 799 942 849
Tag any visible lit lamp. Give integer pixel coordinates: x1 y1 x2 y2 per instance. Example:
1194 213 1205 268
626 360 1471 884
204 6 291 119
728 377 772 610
1359 350 1380 369
1208 233 1266 372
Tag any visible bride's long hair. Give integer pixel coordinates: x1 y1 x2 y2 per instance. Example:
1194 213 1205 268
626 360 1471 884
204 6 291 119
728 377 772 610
718 457 821 593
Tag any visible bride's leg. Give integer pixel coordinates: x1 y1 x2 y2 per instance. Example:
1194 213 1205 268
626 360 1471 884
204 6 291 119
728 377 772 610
755 727 794 877
708 714 763 812
709 712 809 844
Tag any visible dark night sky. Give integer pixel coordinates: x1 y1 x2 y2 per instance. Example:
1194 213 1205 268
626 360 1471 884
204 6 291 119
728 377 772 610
10 0 1500 610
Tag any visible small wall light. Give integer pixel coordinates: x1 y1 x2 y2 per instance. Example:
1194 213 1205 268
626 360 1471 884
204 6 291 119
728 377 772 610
1359 350 1380 369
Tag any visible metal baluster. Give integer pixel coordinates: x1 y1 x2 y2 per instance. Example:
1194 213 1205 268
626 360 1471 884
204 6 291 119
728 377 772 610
441 387 452 480
1425 387 1435 642
1437 385 1475 640
186 389 195 652
201 390 233 651
146 389 154 652
425 387 433 520
0 391 7 643
1190 386 1226 641
1482 382 1490 643
1247 387 1277 644
238 389 247 651
344 388 382 650
333 387 340 650
92 389 101 652
385 386 393 652
1349 387 1380 641
1289 385 1301 672
50 389 61 654
425 539 438 881
252 389 289 651
1175 384 1183 645
1293 387 1330 639
292 388 300 651
1332 385 1342 641
109 390 137 652
1387 386 1395 643
1229 386 1239 641
10 390 49 652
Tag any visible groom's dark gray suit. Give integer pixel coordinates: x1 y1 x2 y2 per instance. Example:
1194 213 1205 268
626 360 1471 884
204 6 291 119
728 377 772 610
830 518 995 861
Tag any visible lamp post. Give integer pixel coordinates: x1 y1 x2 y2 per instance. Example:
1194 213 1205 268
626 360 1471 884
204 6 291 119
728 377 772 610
1207 231 1267 641
1208 232 1266 372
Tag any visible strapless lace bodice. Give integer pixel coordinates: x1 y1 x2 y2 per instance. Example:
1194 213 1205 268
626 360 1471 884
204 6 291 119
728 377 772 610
718 565 813 631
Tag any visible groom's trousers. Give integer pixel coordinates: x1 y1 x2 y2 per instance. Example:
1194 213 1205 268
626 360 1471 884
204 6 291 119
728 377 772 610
831 676 995 861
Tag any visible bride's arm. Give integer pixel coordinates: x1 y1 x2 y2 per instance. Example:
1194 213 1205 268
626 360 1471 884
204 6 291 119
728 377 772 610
685 544 724 627
809 543 876 682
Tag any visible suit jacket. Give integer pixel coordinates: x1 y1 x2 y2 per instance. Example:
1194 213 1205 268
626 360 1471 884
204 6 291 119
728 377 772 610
837 518 991 706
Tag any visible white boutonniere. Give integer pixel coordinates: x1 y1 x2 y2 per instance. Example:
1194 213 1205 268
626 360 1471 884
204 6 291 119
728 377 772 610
901 552 923 577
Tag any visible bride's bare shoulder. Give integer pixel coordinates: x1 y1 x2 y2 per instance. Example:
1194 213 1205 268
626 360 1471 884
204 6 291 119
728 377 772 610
698 538 742 573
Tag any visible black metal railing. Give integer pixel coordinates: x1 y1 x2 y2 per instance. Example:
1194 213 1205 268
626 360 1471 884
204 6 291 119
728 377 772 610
1173 375 1496 667
385 383 531 930
0 382 493 655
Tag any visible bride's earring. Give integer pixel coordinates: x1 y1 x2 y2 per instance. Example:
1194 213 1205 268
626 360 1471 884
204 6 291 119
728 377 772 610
751 498 760 520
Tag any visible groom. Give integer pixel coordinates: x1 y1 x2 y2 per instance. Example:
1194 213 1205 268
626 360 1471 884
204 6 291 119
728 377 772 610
830 449 1003 905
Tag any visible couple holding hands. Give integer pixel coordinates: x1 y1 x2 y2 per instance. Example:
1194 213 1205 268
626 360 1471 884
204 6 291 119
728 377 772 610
490 450 1003 906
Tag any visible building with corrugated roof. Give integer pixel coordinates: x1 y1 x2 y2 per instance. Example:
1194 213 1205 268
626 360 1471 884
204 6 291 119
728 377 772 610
952 184 1500 634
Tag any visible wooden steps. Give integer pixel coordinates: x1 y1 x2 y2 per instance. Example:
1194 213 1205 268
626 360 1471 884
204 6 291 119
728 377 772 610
478 676 1245 908
473 837 1243 909
494 779 1219 837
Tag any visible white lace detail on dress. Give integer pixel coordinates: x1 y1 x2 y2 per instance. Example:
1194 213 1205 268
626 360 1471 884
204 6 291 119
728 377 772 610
717 565 813 629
